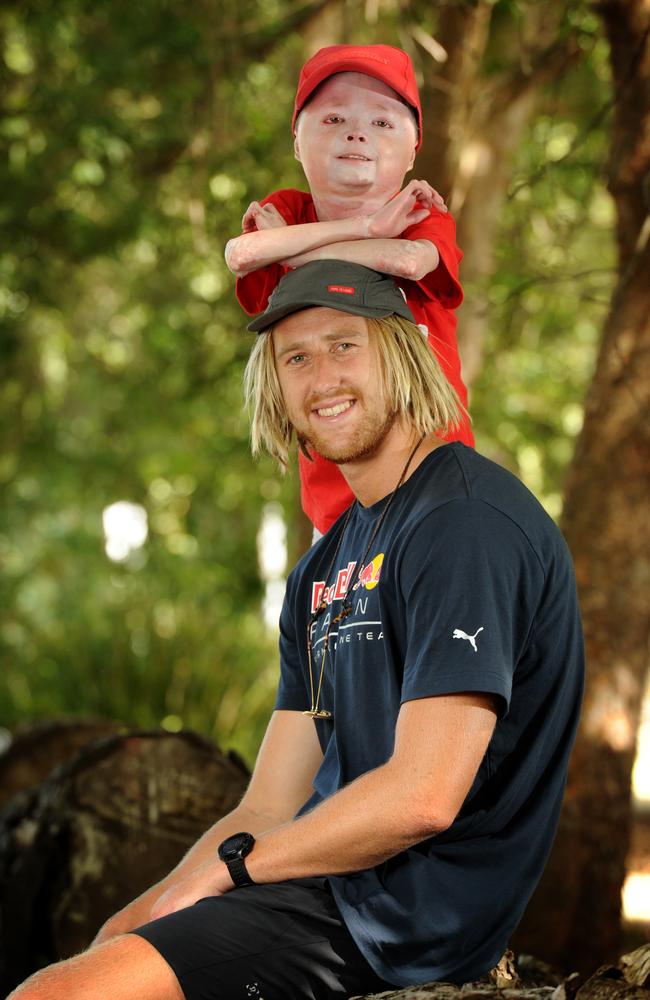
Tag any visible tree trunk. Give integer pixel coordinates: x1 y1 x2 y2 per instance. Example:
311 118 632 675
513 0 650 972
415 0 494 199
412 3 581 386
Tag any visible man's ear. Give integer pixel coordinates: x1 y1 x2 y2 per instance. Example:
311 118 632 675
293 133 302 163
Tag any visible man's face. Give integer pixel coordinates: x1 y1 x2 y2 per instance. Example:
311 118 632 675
294 73 418 201
272 307 397 465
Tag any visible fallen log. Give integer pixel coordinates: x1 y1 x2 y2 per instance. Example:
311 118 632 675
353 946 650 1000
0 718 122 810
0 729 249 993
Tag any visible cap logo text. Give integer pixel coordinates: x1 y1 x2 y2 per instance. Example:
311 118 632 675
327 284 355 295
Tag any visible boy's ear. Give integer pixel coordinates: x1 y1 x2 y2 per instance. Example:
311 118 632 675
293 133 302 163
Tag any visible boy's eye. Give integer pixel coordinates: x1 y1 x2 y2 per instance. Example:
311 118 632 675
373 119 393 129
324 114 343 124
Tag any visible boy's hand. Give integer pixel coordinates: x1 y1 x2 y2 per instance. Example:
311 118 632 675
427 184 448 213
400 180 447 213
242 201 287 233
365 179 447 240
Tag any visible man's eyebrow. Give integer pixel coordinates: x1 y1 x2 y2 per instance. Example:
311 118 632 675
275 329 365 358
276 341 307 359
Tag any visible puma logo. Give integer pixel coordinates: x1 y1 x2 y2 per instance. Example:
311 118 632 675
452 627 485 652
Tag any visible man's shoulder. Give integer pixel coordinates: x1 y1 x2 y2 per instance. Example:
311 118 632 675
417 443 545 506
404 444 567 566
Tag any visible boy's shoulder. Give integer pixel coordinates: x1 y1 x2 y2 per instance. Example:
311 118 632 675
402 204 459 242
261 188 316 222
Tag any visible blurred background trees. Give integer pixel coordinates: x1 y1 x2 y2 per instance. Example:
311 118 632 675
1 0 648 972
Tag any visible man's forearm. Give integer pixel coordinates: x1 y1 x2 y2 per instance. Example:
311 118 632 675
246 758 445 884
284 238 440 281
225 217 369 276
170 802 288 880
149 758 445 922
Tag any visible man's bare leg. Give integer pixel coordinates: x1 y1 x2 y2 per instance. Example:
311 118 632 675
6 934 184 1000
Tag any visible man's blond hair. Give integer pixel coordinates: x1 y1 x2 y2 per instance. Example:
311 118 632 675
244 313 466 470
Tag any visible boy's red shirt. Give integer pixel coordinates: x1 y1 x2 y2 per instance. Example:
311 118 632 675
236 188 474 534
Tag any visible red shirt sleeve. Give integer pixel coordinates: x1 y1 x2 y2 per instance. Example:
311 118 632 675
402 207 463 309
235 190 316 316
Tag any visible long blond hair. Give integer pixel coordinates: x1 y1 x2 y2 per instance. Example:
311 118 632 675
243 313 466 470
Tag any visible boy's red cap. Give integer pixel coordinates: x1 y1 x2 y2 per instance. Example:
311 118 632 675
293 44 423 151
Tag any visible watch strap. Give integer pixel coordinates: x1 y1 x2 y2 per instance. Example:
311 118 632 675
225 854 255 888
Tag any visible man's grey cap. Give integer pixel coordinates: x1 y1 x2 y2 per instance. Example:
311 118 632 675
247 260 415 333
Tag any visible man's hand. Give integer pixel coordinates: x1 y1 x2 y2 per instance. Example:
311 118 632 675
92 887 165 944
148 859 232 921
91 862 229 941
365 179 447 240
242 201 287 233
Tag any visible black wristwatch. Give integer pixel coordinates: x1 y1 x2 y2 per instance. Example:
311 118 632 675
218 831 256 888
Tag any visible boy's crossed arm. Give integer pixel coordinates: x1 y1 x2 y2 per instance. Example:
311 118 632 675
225 179 443 283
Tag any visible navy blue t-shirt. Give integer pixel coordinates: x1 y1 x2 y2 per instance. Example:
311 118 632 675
276 442 584 986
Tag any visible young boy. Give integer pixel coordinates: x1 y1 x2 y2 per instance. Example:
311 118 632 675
226 44 473 534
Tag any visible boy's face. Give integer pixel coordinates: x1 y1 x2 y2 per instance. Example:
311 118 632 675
294 72 418 202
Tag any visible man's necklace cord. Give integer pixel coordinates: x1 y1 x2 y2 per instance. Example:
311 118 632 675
304 435 425 719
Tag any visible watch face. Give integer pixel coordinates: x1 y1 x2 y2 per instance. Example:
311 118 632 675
218 832 255 862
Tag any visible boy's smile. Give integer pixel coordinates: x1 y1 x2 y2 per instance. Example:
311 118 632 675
294 73 418 216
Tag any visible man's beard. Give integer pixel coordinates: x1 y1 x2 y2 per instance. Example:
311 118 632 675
297 405 398 465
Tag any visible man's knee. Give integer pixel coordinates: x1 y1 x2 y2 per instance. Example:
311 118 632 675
7 965 52 999
7 952 93 1000
5 933 183 1000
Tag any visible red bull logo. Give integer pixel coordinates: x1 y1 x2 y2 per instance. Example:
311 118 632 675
353 553 384 592
311 553 384 613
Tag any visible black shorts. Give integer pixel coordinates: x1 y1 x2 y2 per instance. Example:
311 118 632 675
131 877 393 1000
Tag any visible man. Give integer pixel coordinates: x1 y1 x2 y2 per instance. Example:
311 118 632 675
9 262 584 1000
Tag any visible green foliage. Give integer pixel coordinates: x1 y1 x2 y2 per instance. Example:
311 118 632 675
0 0 614 763
1 0 299 763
